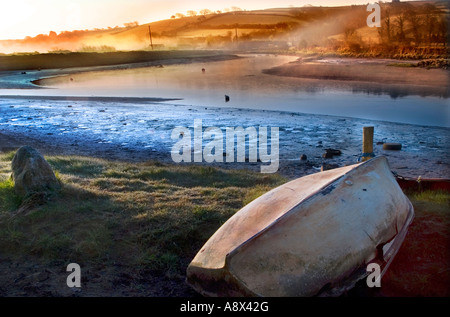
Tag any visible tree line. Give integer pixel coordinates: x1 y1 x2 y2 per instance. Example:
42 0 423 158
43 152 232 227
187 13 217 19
377 2 447 47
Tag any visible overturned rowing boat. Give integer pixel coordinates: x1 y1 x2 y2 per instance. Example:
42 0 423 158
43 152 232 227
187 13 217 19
186 156 414 297
395 174 450 193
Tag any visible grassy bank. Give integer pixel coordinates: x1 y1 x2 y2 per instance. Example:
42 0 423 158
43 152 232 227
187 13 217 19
0 152 448 296
0 152 285 296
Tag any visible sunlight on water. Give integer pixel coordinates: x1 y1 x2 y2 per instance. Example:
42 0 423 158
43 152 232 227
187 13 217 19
1 55 448 127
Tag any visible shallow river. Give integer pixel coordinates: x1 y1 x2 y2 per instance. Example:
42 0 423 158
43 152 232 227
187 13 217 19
1 54 449 128
0 54 448 178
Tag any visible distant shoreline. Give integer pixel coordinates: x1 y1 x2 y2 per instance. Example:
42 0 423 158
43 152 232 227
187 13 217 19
0 50 240 72
263 56 450 98
0 94 181 103
0 50 241 89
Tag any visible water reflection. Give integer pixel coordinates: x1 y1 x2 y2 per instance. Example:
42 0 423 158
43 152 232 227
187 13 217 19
3 54 449 128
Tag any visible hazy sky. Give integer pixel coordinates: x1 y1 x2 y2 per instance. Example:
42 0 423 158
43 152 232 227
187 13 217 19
0 0 407 40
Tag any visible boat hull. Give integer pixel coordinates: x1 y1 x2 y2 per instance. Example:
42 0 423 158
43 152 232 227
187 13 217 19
396 176 450 192
187 156 414 297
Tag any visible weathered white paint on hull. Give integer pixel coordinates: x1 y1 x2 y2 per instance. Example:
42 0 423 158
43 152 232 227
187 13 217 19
187 156 414 297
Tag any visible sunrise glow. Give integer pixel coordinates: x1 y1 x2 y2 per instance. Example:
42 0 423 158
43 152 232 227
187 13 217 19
0 0 401 40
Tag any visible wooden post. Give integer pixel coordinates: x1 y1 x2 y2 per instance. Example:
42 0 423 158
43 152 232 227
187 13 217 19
362 126 374 161
148 25 154 50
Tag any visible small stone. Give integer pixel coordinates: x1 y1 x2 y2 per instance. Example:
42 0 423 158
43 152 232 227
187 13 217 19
321 163 339 171
322 148 341 158
383 143 402 150
326 148 341 156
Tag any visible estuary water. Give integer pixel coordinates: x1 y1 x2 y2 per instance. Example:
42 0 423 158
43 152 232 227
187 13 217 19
0 54 448 178
1 54 449 128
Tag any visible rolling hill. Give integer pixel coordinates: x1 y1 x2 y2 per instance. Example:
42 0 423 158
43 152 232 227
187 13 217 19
0 1 448 58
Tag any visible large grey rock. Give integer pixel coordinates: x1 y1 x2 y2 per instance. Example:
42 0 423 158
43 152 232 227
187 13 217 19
11 146 60 196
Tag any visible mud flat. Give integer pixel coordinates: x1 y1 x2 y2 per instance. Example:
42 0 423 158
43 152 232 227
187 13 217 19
0 95 448 180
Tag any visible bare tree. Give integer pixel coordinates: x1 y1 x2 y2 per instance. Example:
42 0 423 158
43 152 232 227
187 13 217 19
200 9 212 16
436 15 448 47
123 21 139 28
187 10 197 17
406 8 422 46
378 9 392 44
423 4 438 45
395 14 406 43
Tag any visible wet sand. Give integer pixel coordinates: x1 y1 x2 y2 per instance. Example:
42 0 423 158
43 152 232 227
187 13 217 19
263 57 450 98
